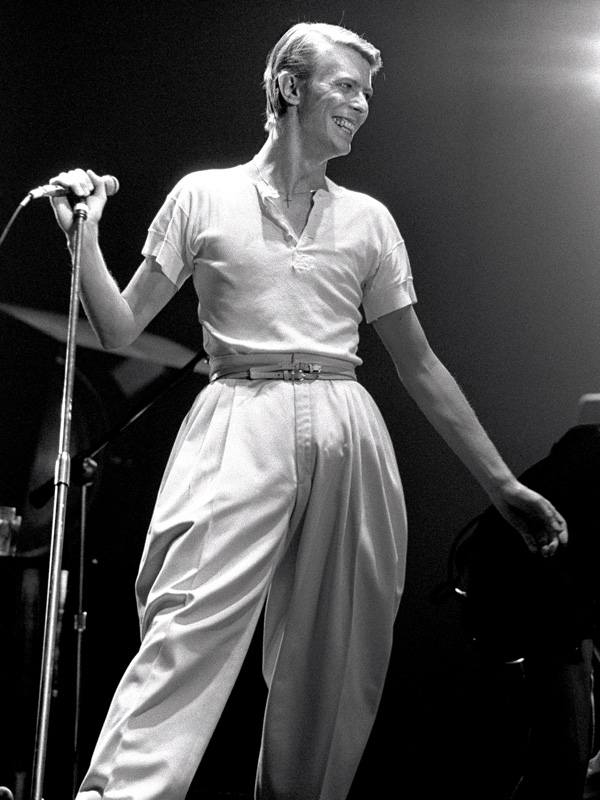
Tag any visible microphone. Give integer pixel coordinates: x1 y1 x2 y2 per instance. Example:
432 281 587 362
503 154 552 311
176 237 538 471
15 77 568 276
28 175 120 200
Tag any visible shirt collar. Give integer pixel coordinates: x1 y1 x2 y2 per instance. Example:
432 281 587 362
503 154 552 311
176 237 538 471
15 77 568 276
245 159 344 201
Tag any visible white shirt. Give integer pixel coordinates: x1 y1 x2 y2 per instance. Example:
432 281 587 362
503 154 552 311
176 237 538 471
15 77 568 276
142 163 416 366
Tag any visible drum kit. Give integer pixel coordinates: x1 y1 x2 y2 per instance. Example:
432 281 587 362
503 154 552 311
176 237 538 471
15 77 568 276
0 302 209 381
0 301 209 800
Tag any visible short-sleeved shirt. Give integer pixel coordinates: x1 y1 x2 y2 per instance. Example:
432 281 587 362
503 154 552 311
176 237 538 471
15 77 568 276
142 162 416 366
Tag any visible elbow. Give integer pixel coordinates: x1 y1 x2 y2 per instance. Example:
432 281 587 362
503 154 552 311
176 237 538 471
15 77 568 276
94 325 138 353
102 336 136 353
102 338 128 353
82 296 140 352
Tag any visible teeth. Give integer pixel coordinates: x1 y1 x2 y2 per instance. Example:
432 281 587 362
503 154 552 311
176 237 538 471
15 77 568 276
333 117 355 133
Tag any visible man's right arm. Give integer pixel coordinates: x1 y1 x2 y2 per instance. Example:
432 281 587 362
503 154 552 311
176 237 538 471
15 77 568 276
49 168 178 350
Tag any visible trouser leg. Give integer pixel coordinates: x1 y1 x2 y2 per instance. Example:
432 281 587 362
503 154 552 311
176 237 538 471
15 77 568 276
77 381 299 800
256 382 407 800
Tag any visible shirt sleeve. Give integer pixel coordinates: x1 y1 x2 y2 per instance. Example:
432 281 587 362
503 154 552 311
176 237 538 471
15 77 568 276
141 177 198 289
361 239 417 323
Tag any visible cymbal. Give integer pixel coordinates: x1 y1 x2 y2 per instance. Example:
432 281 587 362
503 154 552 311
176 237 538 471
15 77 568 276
0 302 208 374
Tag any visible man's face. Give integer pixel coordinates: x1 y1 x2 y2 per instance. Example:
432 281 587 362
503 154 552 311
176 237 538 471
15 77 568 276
295 42 373 161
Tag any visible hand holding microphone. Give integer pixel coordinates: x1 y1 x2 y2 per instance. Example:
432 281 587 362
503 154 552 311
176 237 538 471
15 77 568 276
45 168 119 235
29 173 119 200
0 170 119 251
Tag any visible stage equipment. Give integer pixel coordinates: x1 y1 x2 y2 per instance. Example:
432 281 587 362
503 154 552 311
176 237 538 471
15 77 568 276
28 177 120 200
0 507 21 556
28 197 93 800
0 180 209 800
0 303 208 376
0 177 117 251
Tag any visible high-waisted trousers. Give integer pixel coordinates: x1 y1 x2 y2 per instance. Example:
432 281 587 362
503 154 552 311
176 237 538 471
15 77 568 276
77 376 408 800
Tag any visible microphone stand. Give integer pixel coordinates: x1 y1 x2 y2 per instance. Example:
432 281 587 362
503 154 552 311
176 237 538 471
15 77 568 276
30 200 90 800
2 178 207 800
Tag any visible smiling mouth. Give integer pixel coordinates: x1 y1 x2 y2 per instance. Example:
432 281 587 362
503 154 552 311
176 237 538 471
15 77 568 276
333 117 356 135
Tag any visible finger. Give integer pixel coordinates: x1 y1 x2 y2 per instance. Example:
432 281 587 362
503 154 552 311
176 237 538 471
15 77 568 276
558 527 569 546
547 513 568 546
540 501 568 544
50 169 94 197
552 510 569 545
540 538 559 558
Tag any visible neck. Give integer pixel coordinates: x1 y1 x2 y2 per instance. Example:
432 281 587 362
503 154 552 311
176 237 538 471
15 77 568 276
253 126 328 198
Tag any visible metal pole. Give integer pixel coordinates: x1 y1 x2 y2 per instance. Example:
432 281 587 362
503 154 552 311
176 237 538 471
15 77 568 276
30 201 89 800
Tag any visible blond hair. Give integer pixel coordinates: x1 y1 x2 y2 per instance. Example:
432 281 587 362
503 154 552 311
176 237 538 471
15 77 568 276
263 22 382 131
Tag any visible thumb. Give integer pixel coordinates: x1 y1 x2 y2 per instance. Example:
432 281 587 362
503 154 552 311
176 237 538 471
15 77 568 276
87 169 108 198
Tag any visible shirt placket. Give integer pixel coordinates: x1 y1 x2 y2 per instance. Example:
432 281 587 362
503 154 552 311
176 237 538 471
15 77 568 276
261 190 326 273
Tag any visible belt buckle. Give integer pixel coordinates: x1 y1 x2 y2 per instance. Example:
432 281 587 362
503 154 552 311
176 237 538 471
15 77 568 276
284 362 322 381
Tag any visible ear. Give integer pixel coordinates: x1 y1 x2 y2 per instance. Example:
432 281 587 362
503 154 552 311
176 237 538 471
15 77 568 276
277 71 302 108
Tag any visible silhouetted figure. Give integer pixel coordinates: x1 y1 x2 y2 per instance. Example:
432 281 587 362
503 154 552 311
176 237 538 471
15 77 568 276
457 423 600 799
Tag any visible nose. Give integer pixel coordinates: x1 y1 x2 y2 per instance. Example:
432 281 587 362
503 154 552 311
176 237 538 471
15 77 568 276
352 91 369 116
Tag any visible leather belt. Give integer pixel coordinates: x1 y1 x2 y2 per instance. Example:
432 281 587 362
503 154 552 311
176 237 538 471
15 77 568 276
209 353 357 382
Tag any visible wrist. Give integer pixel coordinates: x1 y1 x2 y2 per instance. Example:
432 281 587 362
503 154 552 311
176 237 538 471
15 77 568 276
67 217 100 250
485 472 520 504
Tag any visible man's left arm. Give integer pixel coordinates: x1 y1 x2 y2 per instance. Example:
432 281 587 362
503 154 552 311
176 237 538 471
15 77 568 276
373 305 568 557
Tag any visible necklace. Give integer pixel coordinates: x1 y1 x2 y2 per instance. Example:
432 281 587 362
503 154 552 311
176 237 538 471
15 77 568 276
253 159 323 207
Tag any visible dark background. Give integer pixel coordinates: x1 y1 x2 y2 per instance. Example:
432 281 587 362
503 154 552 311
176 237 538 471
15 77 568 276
2 1 600 798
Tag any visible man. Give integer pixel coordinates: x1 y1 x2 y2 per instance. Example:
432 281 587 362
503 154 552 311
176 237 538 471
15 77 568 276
49 22 566 800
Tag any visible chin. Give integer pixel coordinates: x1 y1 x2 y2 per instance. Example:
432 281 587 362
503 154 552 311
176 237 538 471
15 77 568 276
330 138 352 158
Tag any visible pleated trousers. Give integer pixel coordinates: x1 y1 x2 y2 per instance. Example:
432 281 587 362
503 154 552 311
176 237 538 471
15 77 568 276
77 376 407 800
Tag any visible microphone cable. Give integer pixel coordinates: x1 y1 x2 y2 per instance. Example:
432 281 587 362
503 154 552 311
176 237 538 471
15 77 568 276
0 175 119 251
